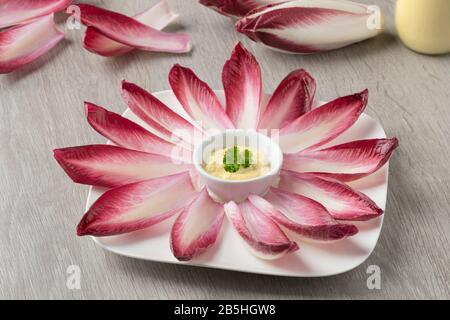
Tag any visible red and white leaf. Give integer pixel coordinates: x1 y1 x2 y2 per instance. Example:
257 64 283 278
258 69 316 129
0 14 63 74
283 138 399 181
169 64 235 131
278 170 383 221
0 0 71 29
222 42 262 129
224 200 298 259
260 188 358 241
85 102 191 163
83 0 178 57
76 4 190 53
54 144 192 188
279 89 368 153
77 172 197 236
121 80 197 147
236 0 383 54
171 188 225 261
199 0 278 17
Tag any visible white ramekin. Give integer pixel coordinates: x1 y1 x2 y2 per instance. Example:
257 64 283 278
193 129 283 203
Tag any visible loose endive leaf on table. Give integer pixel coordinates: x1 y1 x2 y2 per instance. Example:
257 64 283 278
236 0 383 54
0 14 63 74
76 4 191 53
84 0 179 56
0 0 71 29
199 0 279 18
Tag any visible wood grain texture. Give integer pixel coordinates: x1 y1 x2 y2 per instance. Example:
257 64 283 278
0 0 449 299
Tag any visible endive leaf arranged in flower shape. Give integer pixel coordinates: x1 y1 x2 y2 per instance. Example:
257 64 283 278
199 0 278 17
223 42 262 129
85 102 191 163
283 138 399 181
279 89 368 153
236 0 383 54
278 170 383 221
121 80 198 147
169 64 235 130
84 0 179 57
260 188 358 241
171 188 225 261
0 0 71 29
55 43 398 262
76 4 191 53
0 14 63 74
258 69 316 129
53 145 192 188
77 172 197 236
224 200 299 259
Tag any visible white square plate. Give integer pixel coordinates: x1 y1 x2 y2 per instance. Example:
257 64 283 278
86 90 389 277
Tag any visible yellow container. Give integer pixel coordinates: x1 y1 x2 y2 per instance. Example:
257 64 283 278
396 0 450 55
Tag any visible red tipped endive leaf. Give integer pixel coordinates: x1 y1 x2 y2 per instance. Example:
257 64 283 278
0 0 71 29
171 188 225 261
259 188 358 241
169 64 235 131
77 172 197 236
83 0 178 57
199 0 278 17
76 4 190 53
283 138 399 181
121 80 197 147
224 200 298 259
54 144 192 188
279 89 368 153
236 0 383 54
222 42 262 129
258 69 316 129
278 170 383 221
0 14 63 74
85 102 191 163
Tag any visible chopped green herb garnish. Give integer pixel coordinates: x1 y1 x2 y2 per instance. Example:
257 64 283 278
242 149 252 168
223 145 238 165
224 163 240 173
223 145 239 173
223 145 253 173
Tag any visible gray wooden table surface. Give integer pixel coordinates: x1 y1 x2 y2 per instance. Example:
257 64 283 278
1 0 449 299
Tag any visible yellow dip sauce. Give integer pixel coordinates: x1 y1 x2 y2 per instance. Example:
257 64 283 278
396 0 450 55
203 147 271 180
